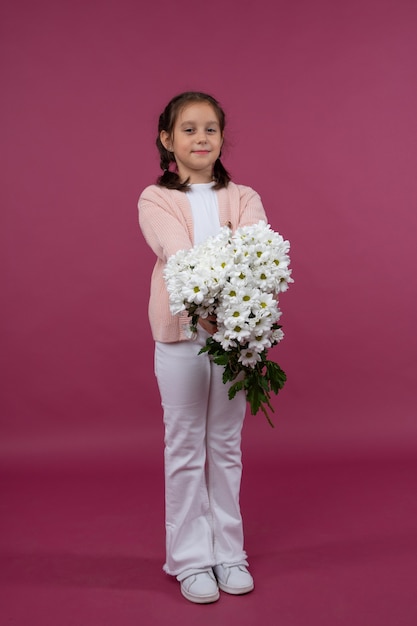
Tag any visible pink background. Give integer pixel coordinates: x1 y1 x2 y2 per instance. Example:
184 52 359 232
2 1 417 624
2 0 416 464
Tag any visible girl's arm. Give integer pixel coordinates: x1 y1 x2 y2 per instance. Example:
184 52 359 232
236 185 268 228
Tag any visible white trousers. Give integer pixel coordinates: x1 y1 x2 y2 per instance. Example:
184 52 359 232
154 329 248 577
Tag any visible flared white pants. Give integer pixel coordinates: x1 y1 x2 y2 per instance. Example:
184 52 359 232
154 329 248 577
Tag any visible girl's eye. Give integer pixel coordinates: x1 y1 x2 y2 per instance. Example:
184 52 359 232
207 128 217 134
184 128 194 133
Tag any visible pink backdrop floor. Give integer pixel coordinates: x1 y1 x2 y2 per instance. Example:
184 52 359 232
1 443 416 626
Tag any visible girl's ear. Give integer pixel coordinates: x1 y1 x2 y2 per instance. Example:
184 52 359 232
160 130 172 151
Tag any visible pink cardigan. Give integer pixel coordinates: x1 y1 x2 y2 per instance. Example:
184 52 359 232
138 182 268 342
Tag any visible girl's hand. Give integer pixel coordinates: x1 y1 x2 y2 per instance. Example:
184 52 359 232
198 315 218 335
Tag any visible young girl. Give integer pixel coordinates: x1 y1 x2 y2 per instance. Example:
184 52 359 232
138 91 268 604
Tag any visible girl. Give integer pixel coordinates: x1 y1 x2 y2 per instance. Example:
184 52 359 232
138 91 268 604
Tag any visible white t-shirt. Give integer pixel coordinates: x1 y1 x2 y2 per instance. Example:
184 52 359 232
187 183 221 245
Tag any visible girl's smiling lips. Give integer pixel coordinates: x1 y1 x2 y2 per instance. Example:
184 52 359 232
192 150 210 155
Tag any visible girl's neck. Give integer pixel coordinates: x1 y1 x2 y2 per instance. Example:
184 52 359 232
177 166 214 185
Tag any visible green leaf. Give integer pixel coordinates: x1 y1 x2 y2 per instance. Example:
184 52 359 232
228 380 245 400
213 354 229 366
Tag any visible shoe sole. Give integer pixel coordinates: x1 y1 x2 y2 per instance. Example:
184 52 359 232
181 587 220 604
217 581 254 595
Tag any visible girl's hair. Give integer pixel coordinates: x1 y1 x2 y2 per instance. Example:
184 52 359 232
156 91 231 191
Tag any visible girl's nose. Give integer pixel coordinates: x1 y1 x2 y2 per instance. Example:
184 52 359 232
196 130 207 143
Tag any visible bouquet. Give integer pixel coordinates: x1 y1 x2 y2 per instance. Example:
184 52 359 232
163 221 293 426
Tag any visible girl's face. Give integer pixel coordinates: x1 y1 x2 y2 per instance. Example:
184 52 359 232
160 101 224 184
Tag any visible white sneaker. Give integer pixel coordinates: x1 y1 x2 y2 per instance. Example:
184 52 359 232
213 564 254 595
179 569 220 604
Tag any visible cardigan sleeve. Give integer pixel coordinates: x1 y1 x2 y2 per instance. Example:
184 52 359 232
236 184 268 227
138 185 193 262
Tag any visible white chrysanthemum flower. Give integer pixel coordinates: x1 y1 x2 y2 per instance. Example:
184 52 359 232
213 328 238 351
180 278 209 305
250 314 274 334
226 323 252 343
253 266 276 291
276 274 294 293
248 333 273 352
271 327 285 344
255 291 277 312
228 265 250 286
238 285 260 304
250 244 273 267
238 348 262 367
168 296 187 316
222 307 250 329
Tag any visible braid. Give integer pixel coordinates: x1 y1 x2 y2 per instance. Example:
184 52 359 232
156 143 189 189
212 158 231 189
